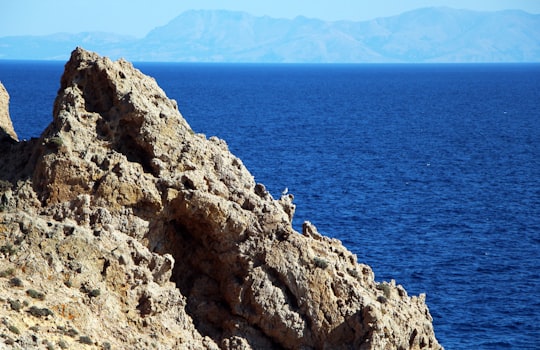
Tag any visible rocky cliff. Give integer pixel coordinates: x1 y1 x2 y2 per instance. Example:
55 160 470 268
0 82 18 142
0 48 443 349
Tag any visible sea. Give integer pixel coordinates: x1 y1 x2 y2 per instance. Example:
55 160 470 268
1 61 539 349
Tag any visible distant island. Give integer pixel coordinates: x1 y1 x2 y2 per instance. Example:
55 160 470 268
1 7 539 63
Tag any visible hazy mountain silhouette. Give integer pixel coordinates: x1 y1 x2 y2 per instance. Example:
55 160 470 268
1 7 539 62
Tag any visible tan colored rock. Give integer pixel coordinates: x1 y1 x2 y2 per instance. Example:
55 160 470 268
0 81 18 141
0 47 444 349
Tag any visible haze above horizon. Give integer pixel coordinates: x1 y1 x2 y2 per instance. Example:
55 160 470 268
1 0 540 38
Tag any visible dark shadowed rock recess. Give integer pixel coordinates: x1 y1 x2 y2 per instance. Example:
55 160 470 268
0 48 443 349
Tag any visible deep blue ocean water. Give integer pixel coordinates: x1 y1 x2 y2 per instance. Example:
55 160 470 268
1 61 539 349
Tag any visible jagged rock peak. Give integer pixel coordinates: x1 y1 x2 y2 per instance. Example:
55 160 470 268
0 81 18 141
0 48 443 349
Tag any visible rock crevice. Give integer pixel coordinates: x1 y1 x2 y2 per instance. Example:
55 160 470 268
0 48 443 349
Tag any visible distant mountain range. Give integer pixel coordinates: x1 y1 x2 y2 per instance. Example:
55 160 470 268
1 7 539 62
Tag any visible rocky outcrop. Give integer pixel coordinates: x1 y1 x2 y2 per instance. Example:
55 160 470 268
0 81 18 141
0 48 443 349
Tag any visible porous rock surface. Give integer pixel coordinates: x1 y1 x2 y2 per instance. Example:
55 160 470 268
0 81 18 142
0 48 443 349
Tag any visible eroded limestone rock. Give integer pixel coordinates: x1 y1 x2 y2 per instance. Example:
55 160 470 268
0 48 443 349
0 81 18 141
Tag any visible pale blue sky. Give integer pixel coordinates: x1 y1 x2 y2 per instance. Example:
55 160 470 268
1 0 539 38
